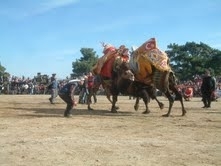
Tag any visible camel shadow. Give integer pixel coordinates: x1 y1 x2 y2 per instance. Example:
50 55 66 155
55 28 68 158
4 106 135 118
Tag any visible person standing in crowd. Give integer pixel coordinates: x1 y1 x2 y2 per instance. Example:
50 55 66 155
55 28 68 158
49 74 58 104
201 69 216 108
78 78 87 104
86 72 96 110
28 80 34 95
58 81 77 117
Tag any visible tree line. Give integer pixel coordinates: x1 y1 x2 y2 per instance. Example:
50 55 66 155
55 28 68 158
166 42 221 81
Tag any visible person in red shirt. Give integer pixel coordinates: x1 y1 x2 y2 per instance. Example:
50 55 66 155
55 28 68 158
184 87 193 101
86 72 97 110
87 72 94 90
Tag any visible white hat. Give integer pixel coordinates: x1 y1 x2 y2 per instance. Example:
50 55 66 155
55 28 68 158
101 42 115 53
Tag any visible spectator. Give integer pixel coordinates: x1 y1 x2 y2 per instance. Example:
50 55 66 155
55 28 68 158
86 72 96 110
78 78 87 104
200 69 216 108
49 74 58 104
183 86 193 101
86 72 97 103
28 81 34 94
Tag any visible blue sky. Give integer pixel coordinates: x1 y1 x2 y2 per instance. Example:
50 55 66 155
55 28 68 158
0 0 220 79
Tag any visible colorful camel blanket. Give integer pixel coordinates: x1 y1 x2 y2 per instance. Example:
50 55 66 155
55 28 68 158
92 44 117 76
129 38 170 83
92 43 129 78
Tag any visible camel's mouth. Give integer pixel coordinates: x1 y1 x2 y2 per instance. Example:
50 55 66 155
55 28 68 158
122 70 134 81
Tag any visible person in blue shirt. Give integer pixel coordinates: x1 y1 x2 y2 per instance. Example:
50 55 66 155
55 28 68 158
58 81 77 117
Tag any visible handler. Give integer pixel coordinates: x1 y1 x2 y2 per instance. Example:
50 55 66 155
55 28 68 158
58 81 77 117
201 69 216 108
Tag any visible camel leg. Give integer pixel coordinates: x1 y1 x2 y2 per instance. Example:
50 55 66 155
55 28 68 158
105 85 120 110
134 97 140 111
154 97 164 110
111 95 118 113
141 90 151 114
162 71 186 116
172 87 186 116
162 91 174 117
105 88 113 104
106 94 112 104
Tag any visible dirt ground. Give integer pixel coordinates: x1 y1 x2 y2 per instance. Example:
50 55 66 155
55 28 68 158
0 95 220 166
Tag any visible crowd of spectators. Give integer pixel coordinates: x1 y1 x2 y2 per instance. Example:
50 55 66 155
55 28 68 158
1 73 221 100
176 75 221 97
0 74 69 95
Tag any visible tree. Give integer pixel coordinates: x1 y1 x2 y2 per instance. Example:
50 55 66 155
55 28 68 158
72 48 99 77
0 63 10 85
210 50 221 75
0 62 6 76
166 42 221 81
0 63 9 80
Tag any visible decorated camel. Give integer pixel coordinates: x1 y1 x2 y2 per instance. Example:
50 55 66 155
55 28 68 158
129 38 186 117
90 42 164 113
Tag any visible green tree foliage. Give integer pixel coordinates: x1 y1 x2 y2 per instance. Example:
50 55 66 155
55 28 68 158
72 48 99 76
0 63 9 79
0 63 10 84
0 63 6 75
166 42 221 81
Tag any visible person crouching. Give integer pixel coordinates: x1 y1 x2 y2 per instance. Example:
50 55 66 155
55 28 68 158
58 82 77 117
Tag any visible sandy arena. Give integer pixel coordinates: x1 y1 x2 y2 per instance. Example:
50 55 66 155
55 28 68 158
0 95 220 166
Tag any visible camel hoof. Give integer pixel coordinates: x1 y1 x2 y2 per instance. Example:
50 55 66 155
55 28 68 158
159 103 164 109
182 110 186 116
111 110 118 113
142 110 150 114
134 104 139 111
162 114 169 117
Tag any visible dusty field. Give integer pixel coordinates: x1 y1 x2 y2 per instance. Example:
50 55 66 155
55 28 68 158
0 95 220 166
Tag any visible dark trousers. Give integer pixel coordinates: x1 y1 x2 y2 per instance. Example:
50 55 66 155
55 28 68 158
59 93 73 116
87 88 97 103
202 92 212 107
